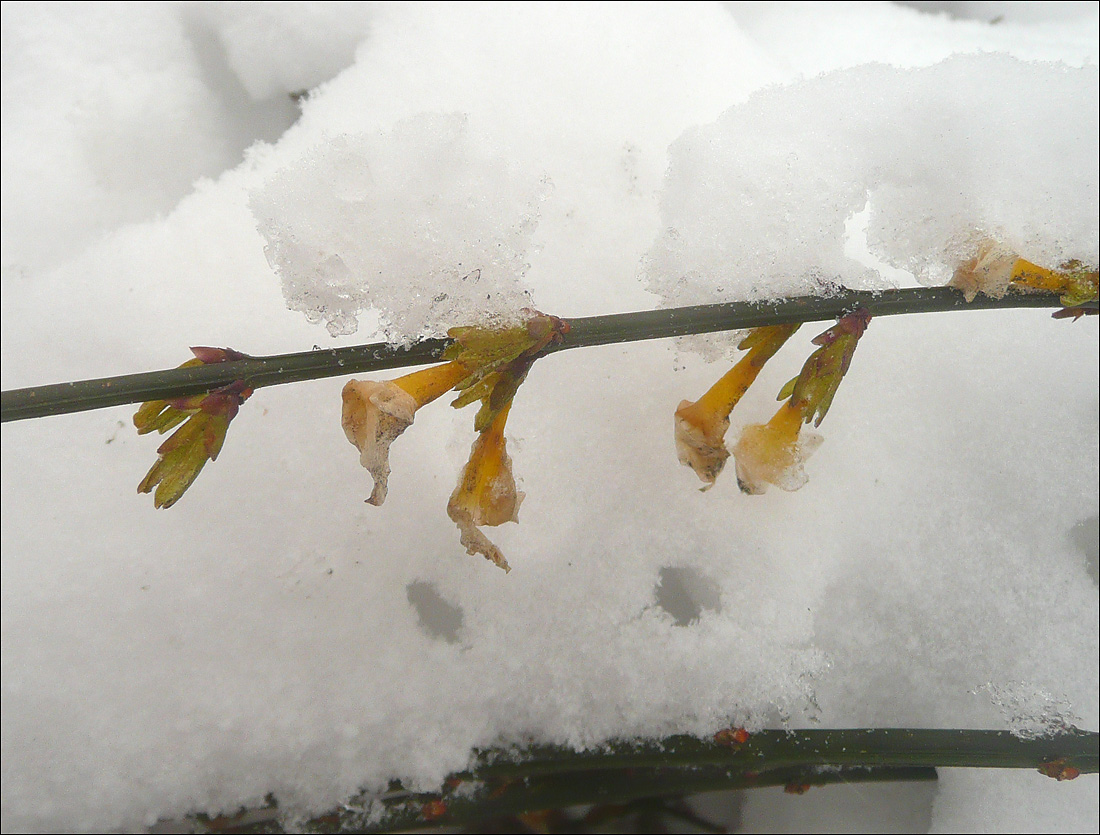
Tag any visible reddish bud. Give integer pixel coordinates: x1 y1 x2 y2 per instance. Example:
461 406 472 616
1038 759 1081 781
421 799 448 821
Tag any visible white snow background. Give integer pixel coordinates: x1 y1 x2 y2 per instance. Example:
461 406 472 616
2 2 1098 831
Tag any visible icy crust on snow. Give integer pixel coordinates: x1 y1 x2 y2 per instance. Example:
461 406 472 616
251 114 543 340
646 54 1099 307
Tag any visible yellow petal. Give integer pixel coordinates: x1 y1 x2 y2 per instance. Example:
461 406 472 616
732 401 821 494
447 404 522 571
391 361 470 408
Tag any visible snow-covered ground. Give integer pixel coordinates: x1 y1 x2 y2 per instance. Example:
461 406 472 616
2 2 1097 831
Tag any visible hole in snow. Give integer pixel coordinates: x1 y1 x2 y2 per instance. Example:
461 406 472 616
406 581 464 643
1069 516 1099 587
655 567 722 626
180 14 302 160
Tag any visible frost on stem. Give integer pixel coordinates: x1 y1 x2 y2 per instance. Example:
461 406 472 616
951 239 1099 314
675 324 799 488
134 348 252 509
732 311 870 495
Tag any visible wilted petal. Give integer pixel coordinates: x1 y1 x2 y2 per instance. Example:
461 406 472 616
950 240 1019 302
674 404 730 488
732 402 822 494
341 381 418 506
341 361 469 506
447 405 523 571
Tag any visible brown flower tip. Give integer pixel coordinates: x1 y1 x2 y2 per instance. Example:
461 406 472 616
134 348 252 509
447 403 523 572
675 325 799 488
340 361 469 505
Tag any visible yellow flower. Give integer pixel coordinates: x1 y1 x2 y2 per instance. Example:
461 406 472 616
674 324 799 487
340 310 568 571
951 239 1099 308
442 312 568 570
732 400 822 494
134 348 252 509
731 311 870 494
447 402 523 572
341 361 470 505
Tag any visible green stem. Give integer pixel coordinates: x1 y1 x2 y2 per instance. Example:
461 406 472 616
349 765 937 834
2 288 1092 423
461 727 1099 780
182 727 1098 833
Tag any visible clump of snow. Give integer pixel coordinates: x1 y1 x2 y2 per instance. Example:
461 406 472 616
251 114 543 340
645 54 1099 310
1 3 1097 834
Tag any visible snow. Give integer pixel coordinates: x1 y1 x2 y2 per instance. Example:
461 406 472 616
645 55 1099 306
2 2 1097 832
251 113 544 340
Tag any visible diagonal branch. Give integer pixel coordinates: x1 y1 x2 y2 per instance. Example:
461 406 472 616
2 287 1092 423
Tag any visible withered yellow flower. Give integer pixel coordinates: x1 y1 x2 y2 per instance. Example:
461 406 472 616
951 239 1099 308
442 312 568 570
732 310 870 495
732 400 823 495
341 361 469 505
341 311 568 571
447 402 523 572
949 239 1020 302
674 324 799 487
135 348 251 509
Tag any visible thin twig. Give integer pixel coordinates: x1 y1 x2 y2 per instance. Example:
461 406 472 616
1 288 1091 423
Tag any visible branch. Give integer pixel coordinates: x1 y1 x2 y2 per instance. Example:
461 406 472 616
1 287 1091 423
186 727 1098 834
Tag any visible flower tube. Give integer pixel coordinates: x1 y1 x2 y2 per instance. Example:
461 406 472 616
732 310 870 494
447 401 522 572
675 324 799 487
